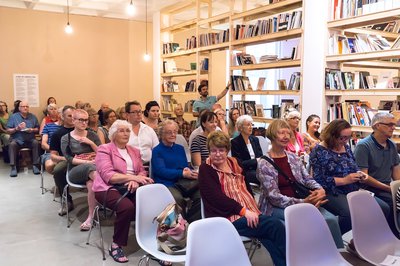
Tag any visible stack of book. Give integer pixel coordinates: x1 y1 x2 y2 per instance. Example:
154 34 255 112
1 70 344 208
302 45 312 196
184 80 196 92
327 101 374 126
232 100 257 116
162 80 179 92
186 36 197 49
233 53 257 65
331 0 400 20
163 43 180 54
259 55 278 62
328 34 391 55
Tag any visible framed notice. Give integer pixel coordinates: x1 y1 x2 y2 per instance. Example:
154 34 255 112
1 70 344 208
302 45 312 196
13 74 40 107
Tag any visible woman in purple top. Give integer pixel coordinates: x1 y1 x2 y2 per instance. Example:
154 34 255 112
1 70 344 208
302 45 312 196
93 120 153 263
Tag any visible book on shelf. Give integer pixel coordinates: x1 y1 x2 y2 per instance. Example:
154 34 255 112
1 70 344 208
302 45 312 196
233 10 302 41
327 101 374 126
162 80 179 92
277 79 287 90
163 43 180 54
379 100 399 111
287 72 301 90
280 100 297 119
392 36 400 49
331 0 400 20
230 75 253 91
232 100 256 116
272 105 280 118
184 100 194 113
367 21 400 33
328 33 391 55
255 104 264 117
184 80 196 92
163 60 177 73
256 77 266 90
233 53 257 65
199 29 229 47
200 58 209 71
186 36 197 50
259 54 278 62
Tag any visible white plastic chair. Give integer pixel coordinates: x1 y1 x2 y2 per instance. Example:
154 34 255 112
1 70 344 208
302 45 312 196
285 203 350 266
136 184 186 265
256 136 271 155
390 180 400 233
347 190 400 265
60 163 87 228
175 134 191 163
200 199 259 260
186 217 251 266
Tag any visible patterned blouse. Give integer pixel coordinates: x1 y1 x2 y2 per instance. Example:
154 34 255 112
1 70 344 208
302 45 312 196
310 144 359 196
257 151 322 215
176 119 192 143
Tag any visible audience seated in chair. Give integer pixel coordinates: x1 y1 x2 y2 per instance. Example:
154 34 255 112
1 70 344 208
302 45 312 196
173 104 192 143
142 101 161 132
39 103 59 134
60 109 100 231
231 115 263 185
152 120 201 223
228 107 240 138
354 112 400 233
41 106 62 174
97 102 110 126
310 119 390 236
0 100 10 163
257 119 343 248
302 114 321 155
284 109 305 156
199 131 286 266
125 101 159 166
93 119 153 263
6 100 41 177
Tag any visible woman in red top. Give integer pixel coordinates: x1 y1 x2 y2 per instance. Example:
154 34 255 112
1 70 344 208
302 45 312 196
284 109 304 156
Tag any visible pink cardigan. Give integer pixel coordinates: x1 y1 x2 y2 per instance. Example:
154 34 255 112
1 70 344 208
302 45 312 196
285 130 305 155
92 142 147 192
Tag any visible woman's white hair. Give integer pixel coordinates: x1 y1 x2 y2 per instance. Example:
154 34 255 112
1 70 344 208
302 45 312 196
108 119 132 141
285 108 301 120
236 115 253 132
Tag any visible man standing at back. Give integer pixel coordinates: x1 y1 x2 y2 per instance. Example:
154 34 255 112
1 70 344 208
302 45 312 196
192 82 230 118
354 112 400 229
6 100 40 177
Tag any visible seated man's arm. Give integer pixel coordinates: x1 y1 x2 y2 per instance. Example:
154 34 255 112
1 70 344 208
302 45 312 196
393 164 400 181
358 168 391 192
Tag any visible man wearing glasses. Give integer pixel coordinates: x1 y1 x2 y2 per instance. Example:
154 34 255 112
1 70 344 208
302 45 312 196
354 112 400 231
125 101 159 166
6 100 40 177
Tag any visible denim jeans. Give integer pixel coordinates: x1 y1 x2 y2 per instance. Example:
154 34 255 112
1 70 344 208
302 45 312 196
272 206 344 248
232 215 286 266
324 192 390 235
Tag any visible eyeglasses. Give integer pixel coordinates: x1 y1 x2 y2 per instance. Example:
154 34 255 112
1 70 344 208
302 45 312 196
165 130 178 136
209 148 227 155
75 118 89 123
338 135 351 141
289 117 301 120
128 110 142 115
19 105 29 108
117 128 131 133
378 122 396 128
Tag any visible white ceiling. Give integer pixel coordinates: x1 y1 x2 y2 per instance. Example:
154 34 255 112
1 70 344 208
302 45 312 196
0 0 266 22
0 0 188 21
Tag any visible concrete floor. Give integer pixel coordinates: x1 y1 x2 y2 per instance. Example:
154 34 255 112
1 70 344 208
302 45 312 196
0 158 371 266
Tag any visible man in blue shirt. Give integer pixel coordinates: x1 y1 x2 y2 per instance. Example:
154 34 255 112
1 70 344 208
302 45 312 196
354 112 400 231
6 100 40 177
151 119 200 222
192 82 231 118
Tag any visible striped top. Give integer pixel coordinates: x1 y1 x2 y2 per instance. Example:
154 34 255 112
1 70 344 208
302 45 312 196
190 134 209 163
396 188 400 212
42 123 61 145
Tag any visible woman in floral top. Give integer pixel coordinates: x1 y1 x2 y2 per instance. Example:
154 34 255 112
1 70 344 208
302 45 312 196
310 119 390 235
257 119 343 248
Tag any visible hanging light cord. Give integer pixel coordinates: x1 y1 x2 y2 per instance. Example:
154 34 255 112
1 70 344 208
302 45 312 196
145 0 148 54
67 0 70 24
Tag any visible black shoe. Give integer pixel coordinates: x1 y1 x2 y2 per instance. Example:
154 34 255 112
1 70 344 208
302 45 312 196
10 166 17 177
32 165 40 175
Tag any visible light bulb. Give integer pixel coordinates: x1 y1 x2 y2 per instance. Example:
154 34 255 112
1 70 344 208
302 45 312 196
126 2 135 16
143 53 150 61
65 22 73 34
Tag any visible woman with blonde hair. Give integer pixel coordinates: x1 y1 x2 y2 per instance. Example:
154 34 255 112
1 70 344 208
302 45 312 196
284 109 304 156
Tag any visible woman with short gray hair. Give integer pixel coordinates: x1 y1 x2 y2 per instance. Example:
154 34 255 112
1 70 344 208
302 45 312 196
231 115 263 184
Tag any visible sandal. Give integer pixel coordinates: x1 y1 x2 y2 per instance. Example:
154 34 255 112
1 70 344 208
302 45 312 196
151 258 172 266
109 245 129 263
80 221 92 232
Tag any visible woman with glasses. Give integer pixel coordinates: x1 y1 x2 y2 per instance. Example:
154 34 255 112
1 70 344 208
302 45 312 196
214 108 228 135
86 107 100 133
152 119 201 223
0 101 10 163
231 115 263 184
199 131 286 266
284 109 304 156
94 119 153 263
310 119 390 236
61 109 101 231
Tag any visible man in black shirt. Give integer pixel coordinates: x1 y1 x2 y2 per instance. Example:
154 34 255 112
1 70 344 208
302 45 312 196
50 105 75 215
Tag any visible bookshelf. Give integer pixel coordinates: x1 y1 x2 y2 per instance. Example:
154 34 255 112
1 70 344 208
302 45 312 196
228 0 304 121
325 1 400 137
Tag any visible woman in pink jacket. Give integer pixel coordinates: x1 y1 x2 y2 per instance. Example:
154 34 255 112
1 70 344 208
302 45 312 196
93 120 153 263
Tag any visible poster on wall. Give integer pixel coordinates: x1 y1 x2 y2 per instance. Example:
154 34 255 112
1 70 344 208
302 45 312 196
13 74 40 107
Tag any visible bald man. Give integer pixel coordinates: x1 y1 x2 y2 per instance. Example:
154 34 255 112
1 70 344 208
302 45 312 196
6 100 40 177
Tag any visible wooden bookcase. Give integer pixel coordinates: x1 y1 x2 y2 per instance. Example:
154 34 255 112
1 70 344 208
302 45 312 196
159 0 305 124
325 4 400 138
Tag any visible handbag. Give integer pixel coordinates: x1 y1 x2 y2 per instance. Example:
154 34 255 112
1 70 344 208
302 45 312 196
153 203 188 255
174 178 199 197
260 155 312 199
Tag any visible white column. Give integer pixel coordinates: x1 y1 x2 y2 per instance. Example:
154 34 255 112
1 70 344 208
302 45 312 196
153 11 161 103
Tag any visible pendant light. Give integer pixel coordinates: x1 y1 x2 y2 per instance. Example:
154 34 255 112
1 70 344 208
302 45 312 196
127 0 135 17
64 0 73 34
143 0 150 61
